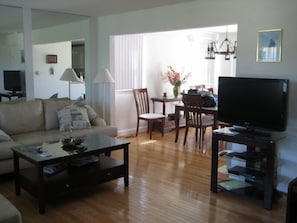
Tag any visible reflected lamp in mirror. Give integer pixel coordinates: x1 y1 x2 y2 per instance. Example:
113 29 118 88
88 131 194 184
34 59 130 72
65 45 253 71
60 68 81 98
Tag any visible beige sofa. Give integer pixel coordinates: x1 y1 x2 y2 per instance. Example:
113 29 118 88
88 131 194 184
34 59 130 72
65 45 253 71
0 97 117 175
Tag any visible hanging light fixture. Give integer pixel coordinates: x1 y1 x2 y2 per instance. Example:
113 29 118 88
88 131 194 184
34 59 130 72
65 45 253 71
205 27 237 60
205 42 217 59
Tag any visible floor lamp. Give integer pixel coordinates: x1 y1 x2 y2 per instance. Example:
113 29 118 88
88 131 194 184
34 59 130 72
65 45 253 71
93 68 115 120
60 68 81 99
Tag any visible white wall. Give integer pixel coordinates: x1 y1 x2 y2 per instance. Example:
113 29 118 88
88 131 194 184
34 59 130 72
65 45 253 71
33 42 69 98
97 0 297 193
33 41 85 99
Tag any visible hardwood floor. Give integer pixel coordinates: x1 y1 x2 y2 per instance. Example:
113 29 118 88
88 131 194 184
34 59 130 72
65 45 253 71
0 128 287 223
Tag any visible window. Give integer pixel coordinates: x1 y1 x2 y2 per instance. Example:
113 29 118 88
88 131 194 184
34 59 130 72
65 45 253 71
113 34 143 91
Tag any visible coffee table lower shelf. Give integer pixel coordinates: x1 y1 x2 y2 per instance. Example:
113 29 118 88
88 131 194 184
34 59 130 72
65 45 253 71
17 156 125 208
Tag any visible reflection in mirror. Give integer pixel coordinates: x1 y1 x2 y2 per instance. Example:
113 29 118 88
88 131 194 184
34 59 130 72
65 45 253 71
31 9 89 100
0 5 25 102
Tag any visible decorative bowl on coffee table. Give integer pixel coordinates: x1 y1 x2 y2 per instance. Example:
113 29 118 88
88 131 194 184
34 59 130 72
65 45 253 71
61 137 85 151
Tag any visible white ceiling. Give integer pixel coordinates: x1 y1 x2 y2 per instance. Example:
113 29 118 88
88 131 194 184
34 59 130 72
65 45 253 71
0 0 237 36
0 0 196 34
0 0 196 16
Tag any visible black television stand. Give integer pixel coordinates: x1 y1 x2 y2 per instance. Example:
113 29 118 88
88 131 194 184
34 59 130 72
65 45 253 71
211 127 285 209
0 92 24 102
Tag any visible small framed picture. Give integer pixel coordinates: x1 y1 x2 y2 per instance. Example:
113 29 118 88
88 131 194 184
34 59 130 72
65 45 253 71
46 54 58 64
256 29 282 62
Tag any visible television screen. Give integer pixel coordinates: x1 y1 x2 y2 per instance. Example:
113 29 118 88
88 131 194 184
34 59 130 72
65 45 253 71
3 70 23 92
218 76 289 132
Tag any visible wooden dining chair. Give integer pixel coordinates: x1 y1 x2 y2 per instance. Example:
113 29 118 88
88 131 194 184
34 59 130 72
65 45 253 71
132 88 165 139
182 94 214 146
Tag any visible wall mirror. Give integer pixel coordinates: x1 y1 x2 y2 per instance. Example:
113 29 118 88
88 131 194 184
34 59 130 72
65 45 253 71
31 9 89 99
0 5 90 101
0 5 24 100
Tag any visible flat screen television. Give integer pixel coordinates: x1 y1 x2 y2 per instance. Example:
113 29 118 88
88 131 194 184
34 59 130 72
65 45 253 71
3 70 23 92
218 76 289 133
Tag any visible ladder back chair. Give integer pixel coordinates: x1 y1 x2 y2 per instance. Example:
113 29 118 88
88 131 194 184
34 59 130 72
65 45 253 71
182 94 214 146
133 88 165 139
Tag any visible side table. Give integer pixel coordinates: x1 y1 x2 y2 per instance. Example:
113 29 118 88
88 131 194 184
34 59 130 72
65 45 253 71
151 96 182 131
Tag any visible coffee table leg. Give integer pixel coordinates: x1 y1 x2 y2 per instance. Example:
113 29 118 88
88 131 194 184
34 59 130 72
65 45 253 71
13 152 20 196
124 145 129 187
37 165 45 214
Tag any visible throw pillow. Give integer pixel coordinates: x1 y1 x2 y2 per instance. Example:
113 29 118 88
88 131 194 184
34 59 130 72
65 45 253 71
0 129 12 142
84 104 98 121
49 93 58 99
72 96 86 107
71 97 98 121
57 105 91 131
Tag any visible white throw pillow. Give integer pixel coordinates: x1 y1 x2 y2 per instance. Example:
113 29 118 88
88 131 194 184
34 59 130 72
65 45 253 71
57 105 91 131
72 96 86 107
72 97 98 121
0 129 12 141
84 104 98 121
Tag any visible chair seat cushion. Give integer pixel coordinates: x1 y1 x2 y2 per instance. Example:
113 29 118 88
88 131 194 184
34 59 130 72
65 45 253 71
139 113 165 120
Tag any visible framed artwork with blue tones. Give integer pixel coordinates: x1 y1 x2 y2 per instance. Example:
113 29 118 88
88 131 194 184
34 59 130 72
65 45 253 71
257 29 282 62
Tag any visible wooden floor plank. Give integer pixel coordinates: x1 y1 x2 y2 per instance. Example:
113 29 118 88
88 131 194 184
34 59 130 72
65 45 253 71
0 128 287 223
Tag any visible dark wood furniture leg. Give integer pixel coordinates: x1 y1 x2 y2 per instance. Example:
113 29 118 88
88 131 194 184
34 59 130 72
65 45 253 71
13 152 20 196
211 134 218 192
174 107 180 142
264 146 275 210
124 145 129 187
37 165 45 214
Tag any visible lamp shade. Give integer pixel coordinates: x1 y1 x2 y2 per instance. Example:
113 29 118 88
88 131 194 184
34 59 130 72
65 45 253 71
94 68 115 83
60 68 80 82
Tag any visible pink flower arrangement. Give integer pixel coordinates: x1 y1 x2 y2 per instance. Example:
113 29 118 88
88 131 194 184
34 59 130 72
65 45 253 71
165 66 191 87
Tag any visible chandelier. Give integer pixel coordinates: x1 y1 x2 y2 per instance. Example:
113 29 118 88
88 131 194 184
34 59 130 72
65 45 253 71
205 29 237 60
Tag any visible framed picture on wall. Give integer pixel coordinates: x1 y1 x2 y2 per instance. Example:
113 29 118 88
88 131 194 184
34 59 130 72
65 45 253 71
256 29 282 62
46 54 58 64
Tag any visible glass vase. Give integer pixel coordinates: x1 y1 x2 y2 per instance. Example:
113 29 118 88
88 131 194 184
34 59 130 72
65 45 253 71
173 86 180 98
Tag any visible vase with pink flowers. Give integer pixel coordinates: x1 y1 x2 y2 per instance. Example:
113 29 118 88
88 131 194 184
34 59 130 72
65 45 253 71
165 66 190 97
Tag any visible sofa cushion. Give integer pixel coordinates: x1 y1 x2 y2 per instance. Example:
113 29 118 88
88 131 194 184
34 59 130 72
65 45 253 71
0 100 44 135
11 129 64 146
0 129 12 142
43 98 72 130
57 104 91 131
0 140 22 161
85 105 98 121
0 194 22 223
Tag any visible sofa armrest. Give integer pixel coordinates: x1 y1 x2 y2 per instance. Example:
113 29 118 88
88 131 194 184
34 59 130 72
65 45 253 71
91 117 106 127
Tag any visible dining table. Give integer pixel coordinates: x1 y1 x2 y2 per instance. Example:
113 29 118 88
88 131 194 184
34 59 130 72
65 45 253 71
174 103 218 142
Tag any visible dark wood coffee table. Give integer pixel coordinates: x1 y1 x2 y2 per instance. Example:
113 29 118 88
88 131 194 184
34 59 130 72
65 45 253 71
12 133 130 214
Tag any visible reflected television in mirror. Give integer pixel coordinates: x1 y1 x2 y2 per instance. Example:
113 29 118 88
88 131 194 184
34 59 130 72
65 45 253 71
3 70 25 93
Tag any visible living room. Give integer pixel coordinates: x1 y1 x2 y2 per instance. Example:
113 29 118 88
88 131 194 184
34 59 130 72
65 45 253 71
0 0 297 222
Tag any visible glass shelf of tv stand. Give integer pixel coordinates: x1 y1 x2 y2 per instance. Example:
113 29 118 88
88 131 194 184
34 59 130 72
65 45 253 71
213 126 285 142
0 92 24 102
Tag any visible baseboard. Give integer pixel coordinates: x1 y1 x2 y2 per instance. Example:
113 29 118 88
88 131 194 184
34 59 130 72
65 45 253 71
117 126 147 136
